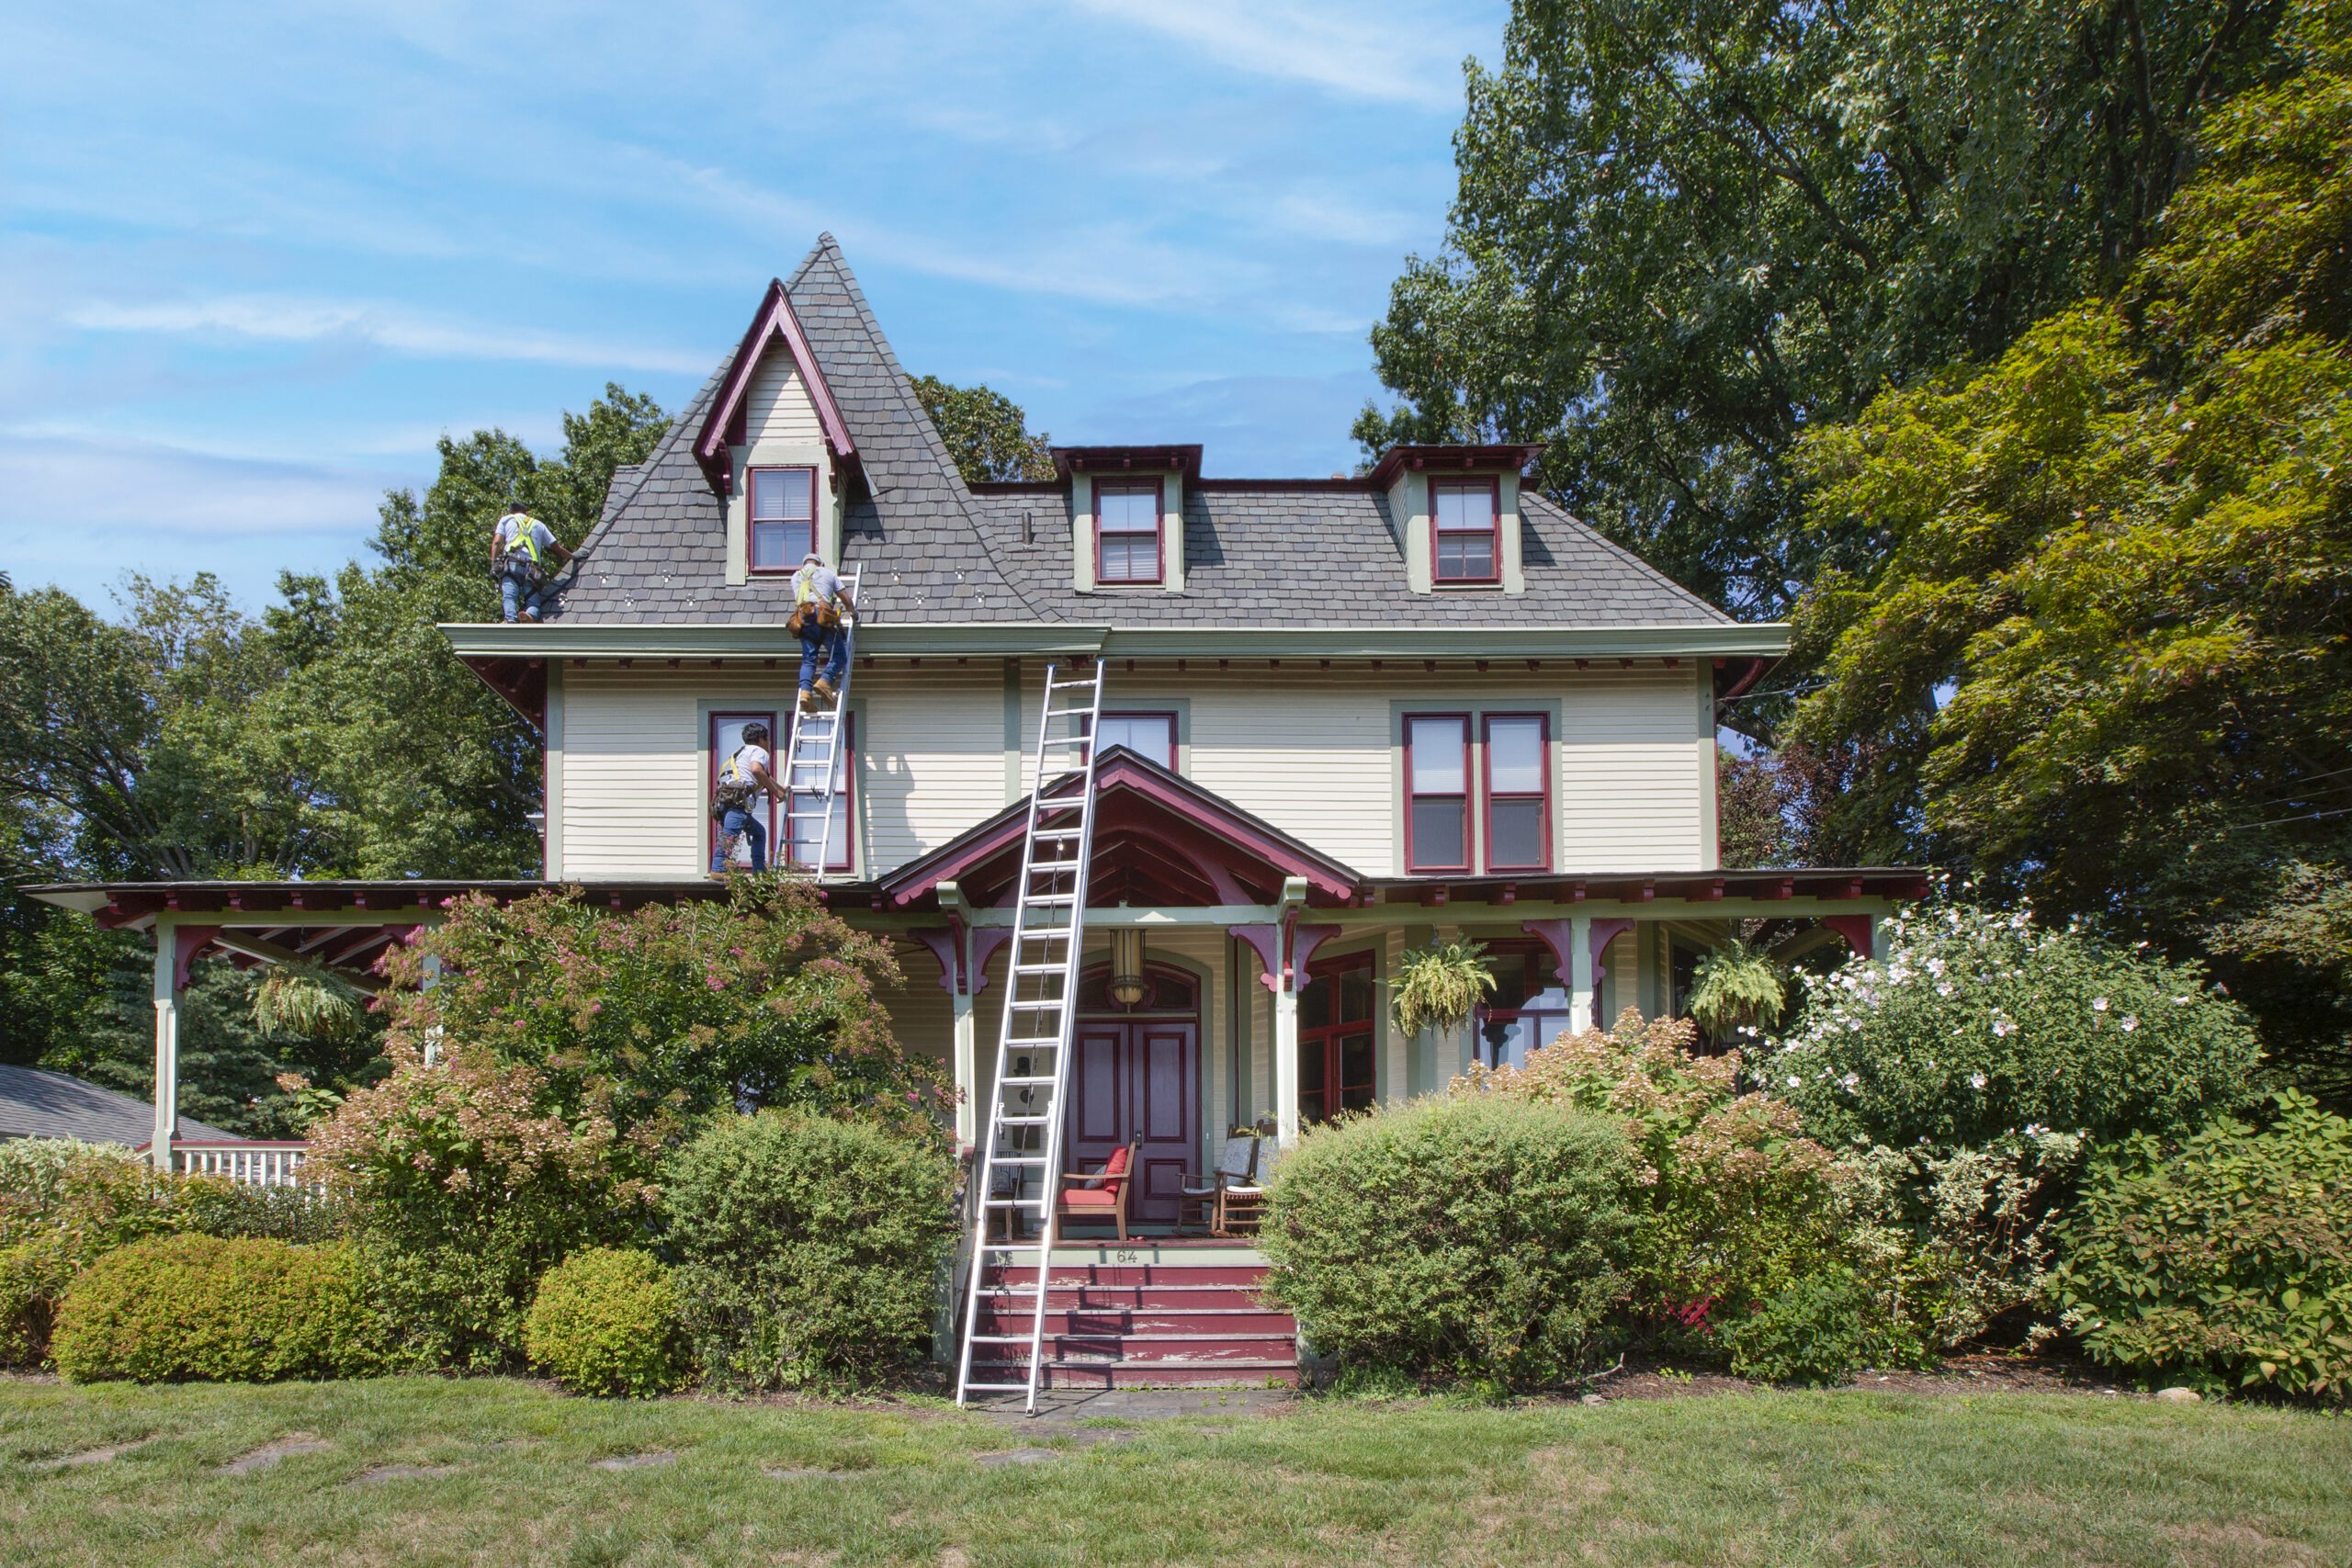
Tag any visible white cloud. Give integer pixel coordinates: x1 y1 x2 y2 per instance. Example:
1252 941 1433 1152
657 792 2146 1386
66 297 709 375
1060 0 1479 108
0 433 413 539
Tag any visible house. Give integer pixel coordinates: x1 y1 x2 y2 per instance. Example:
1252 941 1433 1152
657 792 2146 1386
0 1063 241 1148
24 236 1919 1383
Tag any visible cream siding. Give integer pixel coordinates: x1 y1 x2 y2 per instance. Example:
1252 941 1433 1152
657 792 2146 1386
747 355 823 445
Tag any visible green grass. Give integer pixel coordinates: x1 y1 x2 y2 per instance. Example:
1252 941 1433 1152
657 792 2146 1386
2 1376 2346 1566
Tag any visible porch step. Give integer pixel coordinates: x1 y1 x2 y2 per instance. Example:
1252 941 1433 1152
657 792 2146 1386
968 1252 1299 1391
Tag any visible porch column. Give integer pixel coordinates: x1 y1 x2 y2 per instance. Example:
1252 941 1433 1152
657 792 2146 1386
1568 914 1596 1034
951 984 978 1150
150 917 177 1173
1273 984 1300 1148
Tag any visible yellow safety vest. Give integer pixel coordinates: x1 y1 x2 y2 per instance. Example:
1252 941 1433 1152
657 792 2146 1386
792 564 820 606
502 514 544 565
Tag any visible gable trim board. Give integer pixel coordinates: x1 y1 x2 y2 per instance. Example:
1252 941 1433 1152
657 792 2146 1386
695 276 857 492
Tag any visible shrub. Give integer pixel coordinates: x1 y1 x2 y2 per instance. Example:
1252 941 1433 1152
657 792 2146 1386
197 1182 348 1246
51 1234 380 1383
1764 905 2256 1151
307 1041 656 1371
1719 1269 1920 1383
1258 1094 1636 1386
0 1140 232 1367
526 1247 690 1397
2052 1091 2352 1400
662 1111 956 1389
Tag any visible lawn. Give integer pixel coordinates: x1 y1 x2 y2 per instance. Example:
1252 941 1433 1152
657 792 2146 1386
2 1376 2346 1567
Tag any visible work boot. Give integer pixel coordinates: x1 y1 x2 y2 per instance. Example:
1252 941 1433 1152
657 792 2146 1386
812 677 838 704
797 687 818 714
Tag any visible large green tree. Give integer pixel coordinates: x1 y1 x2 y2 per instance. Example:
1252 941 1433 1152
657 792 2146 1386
1788 0 2352 1095
1360 0 2286 636
910 375 1055 484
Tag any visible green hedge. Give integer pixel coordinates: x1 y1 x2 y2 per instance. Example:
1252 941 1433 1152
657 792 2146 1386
1257 1095 1636 1387
662 1111 956 1389
526 1247 691 1397
2052 1092 2352 1400
51 1234 381 1383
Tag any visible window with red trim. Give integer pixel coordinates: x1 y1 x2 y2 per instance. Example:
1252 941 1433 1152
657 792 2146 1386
748 467 815 573
783 709 854 873
709 710 778 872
1405 714 1471 873
1482 713 1550 872
1431 479 1499 583
1299 953 1377 1123
1096 480 1162 584
1092 711 1176 769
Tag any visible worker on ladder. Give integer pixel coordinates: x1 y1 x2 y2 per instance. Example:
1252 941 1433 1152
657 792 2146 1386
491 502 574 623
789 552 854 714
709 721 784 876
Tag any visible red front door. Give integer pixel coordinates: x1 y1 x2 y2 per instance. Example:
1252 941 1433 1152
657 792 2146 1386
1067 1020 1199 1229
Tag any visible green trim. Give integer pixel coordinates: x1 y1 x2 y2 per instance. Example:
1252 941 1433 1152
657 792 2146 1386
442 620 1792 662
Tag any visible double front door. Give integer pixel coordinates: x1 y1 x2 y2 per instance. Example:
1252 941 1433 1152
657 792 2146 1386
1066 1019 1199 1228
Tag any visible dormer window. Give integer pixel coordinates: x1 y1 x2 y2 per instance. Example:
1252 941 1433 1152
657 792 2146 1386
1096 480 1163 584
1432 479 1500 584
749 467 815 573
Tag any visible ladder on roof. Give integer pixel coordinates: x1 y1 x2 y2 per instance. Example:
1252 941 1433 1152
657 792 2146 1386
780 567 862 879
954 657 1109 1411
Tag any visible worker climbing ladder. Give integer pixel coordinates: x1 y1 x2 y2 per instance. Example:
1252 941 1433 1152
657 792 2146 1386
954 658 1109 1410
780 567 863 878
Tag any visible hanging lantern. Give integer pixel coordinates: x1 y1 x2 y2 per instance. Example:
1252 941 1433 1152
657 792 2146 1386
1109 927 1147 1007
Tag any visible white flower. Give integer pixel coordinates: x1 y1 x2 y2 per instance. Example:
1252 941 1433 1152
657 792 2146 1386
1936 983 1954 997
2092 998 2109 1011
1788 1076 1803 1089
2174 996 2195 1005
1927 957 1946 977
1842 1073 1860 1089
1970 1073 1987 1089
2120 1016 2138 1032
1993 1021 2016 1037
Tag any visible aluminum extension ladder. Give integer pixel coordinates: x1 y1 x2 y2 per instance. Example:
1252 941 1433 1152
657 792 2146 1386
780 567 862 878
954 658 1109 1410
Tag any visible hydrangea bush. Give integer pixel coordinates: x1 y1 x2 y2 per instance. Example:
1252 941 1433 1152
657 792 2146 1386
1762 905 2257 1152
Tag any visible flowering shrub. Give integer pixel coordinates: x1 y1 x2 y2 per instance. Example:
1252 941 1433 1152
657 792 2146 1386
525 1247 691 1397
2052 1092 2352 1400
307 1041 658 1371
377 882 946 1141
1763 906 2256 1152
1259 1094 1636 1387
1456 1012 1875 1325
0 1140 233 1367
661 1111 956 1390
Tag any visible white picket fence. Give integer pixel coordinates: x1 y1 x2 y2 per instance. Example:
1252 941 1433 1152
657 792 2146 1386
172 1141 311 1187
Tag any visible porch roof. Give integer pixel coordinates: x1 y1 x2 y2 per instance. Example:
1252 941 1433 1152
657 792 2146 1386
875 745 1366 912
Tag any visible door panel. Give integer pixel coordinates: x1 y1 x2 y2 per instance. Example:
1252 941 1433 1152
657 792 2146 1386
1062 1019 1199 1227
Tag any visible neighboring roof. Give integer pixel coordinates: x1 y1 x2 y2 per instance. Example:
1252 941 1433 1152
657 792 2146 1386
0 1064 240 1146
533 234 1747 637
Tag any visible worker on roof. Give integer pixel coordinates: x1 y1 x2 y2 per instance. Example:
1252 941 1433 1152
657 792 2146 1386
790 552 854 713
710 720 783 877
492 502 575 623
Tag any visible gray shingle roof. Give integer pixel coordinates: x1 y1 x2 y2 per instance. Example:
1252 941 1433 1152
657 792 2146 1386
0 1064 241 1146
549 235 1730 629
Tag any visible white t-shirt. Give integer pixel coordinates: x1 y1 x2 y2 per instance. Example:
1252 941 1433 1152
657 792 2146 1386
496 513 558 563
725 744 772 801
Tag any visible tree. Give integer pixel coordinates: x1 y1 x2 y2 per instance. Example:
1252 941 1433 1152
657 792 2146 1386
910 375 1055 484
1787 0 2352 1097
1359 0 2287 644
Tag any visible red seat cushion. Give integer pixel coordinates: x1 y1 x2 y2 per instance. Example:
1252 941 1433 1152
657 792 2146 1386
1060 1188 1120 1208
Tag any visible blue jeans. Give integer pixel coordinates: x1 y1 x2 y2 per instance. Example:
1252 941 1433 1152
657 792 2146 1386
712 807 766 874
500 567 548 622
798 623 846 693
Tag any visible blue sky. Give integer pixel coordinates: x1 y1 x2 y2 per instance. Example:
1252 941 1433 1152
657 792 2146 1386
1 0 1505 612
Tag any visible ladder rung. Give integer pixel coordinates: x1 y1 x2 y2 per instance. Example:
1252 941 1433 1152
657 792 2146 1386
1012 963 1069 975
997 1114 1051 1125
998 1076 1056 1086
987 1156 1052 1165
967 1336 1046 1344
960 1382 1037 1391
980 1243 1047 1252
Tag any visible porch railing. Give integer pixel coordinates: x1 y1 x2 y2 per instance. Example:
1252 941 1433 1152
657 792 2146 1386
172 1140 311 1187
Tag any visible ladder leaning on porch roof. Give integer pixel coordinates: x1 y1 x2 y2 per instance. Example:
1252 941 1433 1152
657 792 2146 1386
955 657 1109 1411
778 567 862 879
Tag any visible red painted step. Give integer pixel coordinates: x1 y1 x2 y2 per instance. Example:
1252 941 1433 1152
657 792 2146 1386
970 1249 1300 1390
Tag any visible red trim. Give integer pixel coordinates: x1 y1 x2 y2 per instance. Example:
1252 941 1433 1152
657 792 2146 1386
1299 949 1377 1122
1094 478 1164 585
746 465 817 575
1404 713 1473 874
1480 712 1551 874
708 711 779 872
1430 477 1502 585
785 708 855 873
695 279 856 493
1366 444 1545 488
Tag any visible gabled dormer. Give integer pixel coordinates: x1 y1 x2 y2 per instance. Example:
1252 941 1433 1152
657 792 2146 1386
1054 446 1202 594
695 278 862 587
1367 445 1545 595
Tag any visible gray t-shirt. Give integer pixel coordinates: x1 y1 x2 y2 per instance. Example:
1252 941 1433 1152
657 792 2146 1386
496 513 557 564
793 561 845 604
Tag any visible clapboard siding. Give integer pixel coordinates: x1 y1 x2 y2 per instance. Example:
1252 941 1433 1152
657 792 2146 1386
747 351 821 446
553 663 1711 880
